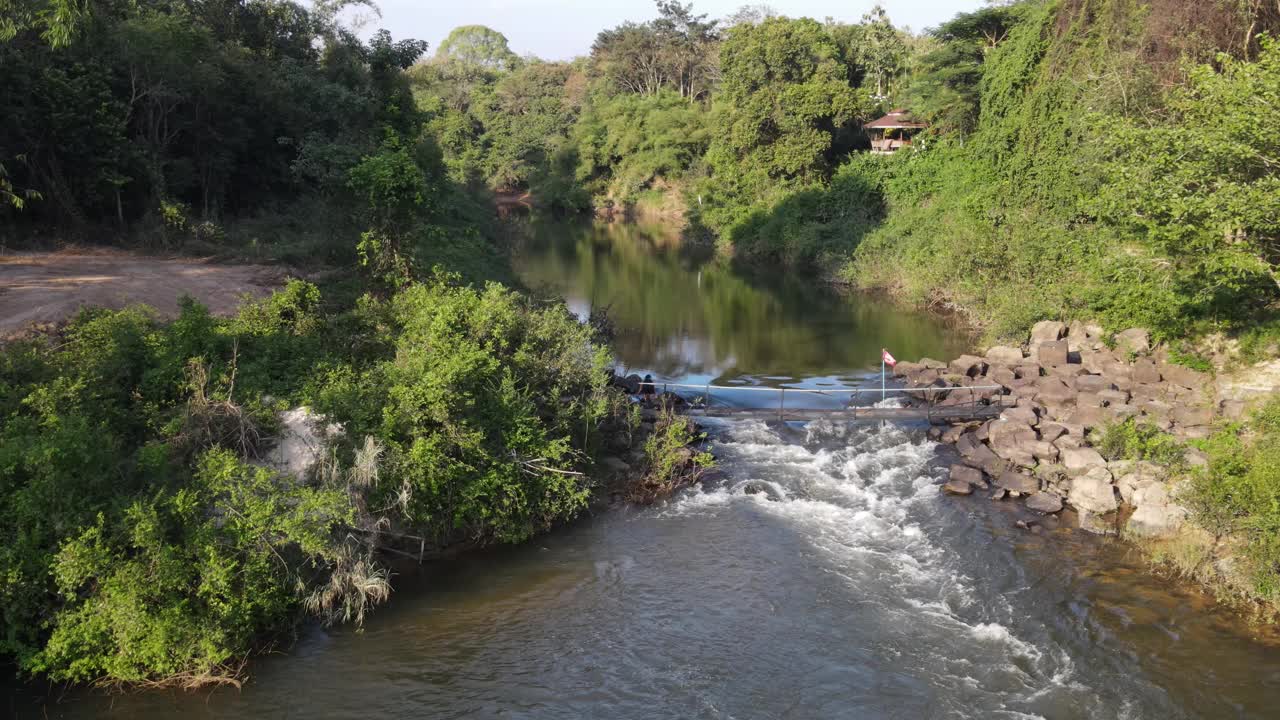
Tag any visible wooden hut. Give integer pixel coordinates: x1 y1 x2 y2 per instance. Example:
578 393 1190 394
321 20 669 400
864 110 928 154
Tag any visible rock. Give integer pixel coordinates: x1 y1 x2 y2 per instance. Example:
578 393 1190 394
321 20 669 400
1055 434 1084 450
1031 320 1068 344
743 480 783 500
1074 374 1114 394
1068 320 1104 351
940 424 969 444
974 420 993 442
986 346 1024 365
1097 388 1130 406
1132 359 1161 384
1081 348 1118 375
988 419 1039 468
621 374 642 393
1068 465 1118 514
1077 509 1117 536
1173 425 1212 441
1160 363 1210 390
1026 491 1064 514
1115 461 1164 505
1114 328 1151 355
1077 392 1102 408
1036 376 1077 407
1015 364 1043 380
1035 340 1069 367
927 426 944 441
1171 406 1213 427
1061 447 1107 474
949 354 989 378
1038 422 1068 443
1220 399 1247 420
266 407 343 481
1047 364 1089 380
1217 358 1280 403
1104 404 1140 422
990 488 1009 501
918 358 948 370
989 365 1018 389
1137 399 1172 419
601 456 631 475
1030 441 1059 464
943 479 974 495
1184 449 1209 467
996 470 1039 494
1126 482 1188 538
1001 405 1038 426
950 464 985 488
1064 406 1106 431
892 360 923 378
955 431 981 456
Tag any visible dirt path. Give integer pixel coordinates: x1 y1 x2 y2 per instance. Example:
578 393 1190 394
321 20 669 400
0 248 286 338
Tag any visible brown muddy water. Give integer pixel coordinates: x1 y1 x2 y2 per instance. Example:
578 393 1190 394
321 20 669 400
7 220 1280 719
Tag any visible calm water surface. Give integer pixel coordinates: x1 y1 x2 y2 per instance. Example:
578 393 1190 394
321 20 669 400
9 219 1280 719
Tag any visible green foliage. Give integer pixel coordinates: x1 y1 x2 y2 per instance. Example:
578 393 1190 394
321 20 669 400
1 275 615 684
1184 398 1280 604
840 0 1280 342
436 25 519 73
1094 418 1186 466
573 90 710 203
697 16 871 235
1093 36 1280 332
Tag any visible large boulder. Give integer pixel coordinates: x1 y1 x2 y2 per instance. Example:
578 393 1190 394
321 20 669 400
1068 465 1118 514
1114 328 1151 355
988 419 1038 468
1126 482 1188 538
950 354 989 378
621 374 642 393
892 360 923 378
1026 491 1064 514
1038 422 1068 443
1031 320 1068 345
996 470 1040 494
1132 358 1161 384
1115 461 1164 505
1036 376 1077 407
1171 406 1213 427
986 346 1025 365
949 464 985 488
1067 321 1105 351
1160 363 1210 390
1074 374 1114 394
1061 447 1107 474
1035 340 1069 367
1000 405 1038 426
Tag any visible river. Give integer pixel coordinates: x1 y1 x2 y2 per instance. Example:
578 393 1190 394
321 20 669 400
9 219 1280 719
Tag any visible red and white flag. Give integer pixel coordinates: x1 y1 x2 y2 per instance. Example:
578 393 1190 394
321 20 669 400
881 348 897 367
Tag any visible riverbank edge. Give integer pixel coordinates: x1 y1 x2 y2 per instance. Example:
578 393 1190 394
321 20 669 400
903 321 1280 616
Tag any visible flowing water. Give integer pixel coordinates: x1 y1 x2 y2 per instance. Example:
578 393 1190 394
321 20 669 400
10 219 1280 719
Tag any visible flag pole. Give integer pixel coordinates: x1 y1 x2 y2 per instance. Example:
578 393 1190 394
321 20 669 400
881 349 886 404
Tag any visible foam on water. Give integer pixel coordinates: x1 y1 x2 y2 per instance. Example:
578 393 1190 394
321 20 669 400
670 417 1094 718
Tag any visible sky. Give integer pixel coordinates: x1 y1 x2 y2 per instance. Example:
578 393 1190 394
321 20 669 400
360 1 990 61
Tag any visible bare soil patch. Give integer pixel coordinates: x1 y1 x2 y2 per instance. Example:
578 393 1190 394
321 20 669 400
0 248 286 338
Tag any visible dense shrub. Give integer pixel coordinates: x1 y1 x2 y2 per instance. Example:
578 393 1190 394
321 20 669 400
0 276 614 684
1184 399 1280 603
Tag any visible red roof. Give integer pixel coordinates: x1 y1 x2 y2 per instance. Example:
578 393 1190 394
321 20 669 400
864 109 927 129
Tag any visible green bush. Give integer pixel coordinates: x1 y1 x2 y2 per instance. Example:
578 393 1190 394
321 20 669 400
1094 419 1186 467
0 275 616 684
1184 398 1280 604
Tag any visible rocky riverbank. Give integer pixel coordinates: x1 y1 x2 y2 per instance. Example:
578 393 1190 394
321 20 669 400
895 322 1233 537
